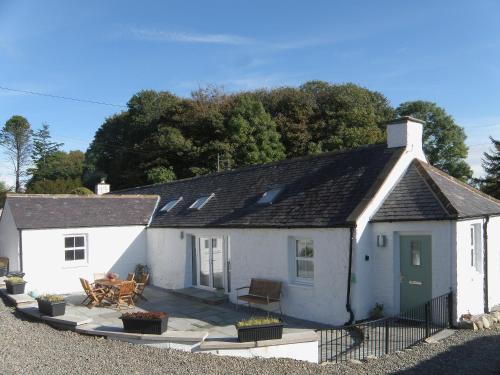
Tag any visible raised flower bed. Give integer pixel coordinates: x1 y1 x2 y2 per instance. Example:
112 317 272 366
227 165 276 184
37 294 66 317
120 311 168 335
236 317 284 342
0 257 8 277
5 276 27 295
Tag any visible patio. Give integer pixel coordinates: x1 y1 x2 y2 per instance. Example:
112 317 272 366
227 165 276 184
61 285 321 339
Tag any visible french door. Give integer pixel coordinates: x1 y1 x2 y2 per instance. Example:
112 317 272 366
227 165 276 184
198 237 224 290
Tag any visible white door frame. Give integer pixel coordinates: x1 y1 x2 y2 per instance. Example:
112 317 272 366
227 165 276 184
196 236 226 291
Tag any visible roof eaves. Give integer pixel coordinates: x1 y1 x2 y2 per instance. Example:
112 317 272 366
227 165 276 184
346 147 406 224
414 160 459 218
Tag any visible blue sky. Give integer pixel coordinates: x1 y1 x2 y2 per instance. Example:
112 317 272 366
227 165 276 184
1 0 499 185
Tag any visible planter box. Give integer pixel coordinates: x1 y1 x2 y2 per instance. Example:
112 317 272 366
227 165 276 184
37 299 66 317
121 315 168 335
0 267 7 277
236 320 284 342
5 281 26 295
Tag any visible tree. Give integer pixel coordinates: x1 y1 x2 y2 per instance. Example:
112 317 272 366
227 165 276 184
0 180 9 207
481 136 500 199
396 101 472 181
26 150 85 193
0 115 32 192
30 123 63 169
225 94 285 167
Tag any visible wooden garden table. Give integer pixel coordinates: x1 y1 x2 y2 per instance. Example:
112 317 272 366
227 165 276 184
94 278 125 303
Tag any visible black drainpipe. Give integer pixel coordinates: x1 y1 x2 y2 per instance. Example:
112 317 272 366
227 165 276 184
344 226 356 325
483 215 490 314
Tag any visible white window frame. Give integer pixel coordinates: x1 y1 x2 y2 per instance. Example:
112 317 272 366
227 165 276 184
289 237 314 285
470 224 482 273
64 234 88 267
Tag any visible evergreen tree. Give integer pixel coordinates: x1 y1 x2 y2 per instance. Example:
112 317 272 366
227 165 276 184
29 123 63 177
481 136 500 199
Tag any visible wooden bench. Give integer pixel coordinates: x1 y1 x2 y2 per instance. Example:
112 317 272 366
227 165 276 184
236 278 282 315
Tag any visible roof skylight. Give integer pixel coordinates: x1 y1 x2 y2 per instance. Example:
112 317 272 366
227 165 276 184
189 193 214 210
258 188 283 205
160 197 183 212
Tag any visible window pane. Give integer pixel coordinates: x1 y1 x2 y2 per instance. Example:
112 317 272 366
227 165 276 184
296 260 314 279
410 241 421 266
75 236 85 247
305 241 314 257
75 249 85 260
65 250 75 261
470 227 474 246
296 240 313 257
65 237 74 248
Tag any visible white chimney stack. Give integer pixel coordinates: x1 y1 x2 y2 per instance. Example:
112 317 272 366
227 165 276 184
386 116 426 161
95 178 110 195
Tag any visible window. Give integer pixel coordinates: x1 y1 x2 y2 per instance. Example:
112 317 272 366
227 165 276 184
160 197 183 212
189 194 214 210
410 241 421 266
295 239 314 281
258 188 283 205
64 235 86 262
470 224 482 272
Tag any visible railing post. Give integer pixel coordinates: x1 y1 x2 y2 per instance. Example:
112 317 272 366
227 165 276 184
425 302 431 338
385 319 390 354
448 291 453 328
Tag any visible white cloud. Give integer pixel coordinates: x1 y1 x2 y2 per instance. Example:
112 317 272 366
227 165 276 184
128 28 254 45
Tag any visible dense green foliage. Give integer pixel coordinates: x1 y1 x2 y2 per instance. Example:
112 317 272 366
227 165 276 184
0 115 32 192
480 137 500 199
85 82 399 189
26 124 87 194
396 101 472 181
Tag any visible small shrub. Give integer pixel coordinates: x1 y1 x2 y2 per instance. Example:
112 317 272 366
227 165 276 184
6 276 24 284
236 316 281 328
121 311 167 320
135 264 149 280
370 303 384 320
38 294 65 303
0 258 8 268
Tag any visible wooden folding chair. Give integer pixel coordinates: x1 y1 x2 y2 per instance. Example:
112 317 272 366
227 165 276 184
114 281 135 309
127 272 135 281
133 273 149 302
80 278 106 308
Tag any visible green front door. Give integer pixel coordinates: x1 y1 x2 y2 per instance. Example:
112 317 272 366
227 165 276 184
400 235 432 313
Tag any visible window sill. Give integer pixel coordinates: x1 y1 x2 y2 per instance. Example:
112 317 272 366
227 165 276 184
62 263 88 270
289 280 314 288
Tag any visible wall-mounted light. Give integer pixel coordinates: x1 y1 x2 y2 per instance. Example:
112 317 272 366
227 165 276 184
377 234 387 247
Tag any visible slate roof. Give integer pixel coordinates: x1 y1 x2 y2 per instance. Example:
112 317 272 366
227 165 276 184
115 144 405 228
5 194 159 229
372 160 500 222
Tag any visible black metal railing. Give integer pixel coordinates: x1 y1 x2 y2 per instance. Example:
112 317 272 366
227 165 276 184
318 291 453 363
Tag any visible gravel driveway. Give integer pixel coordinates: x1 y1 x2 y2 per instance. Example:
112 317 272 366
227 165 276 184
1 297 500 374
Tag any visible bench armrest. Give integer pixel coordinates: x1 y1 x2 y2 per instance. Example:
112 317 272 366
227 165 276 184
235 286 250 291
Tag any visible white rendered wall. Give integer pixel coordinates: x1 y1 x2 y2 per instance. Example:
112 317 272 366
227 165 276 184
352 149 426 319
147 227 351 325
0 203 20 271
367 221 454 317
21 226 147 294
487 216 500 310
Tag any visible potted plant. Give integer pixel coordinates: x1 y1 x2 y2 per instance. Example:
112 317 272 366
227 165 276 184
5 276 27 295
369 303 384 320
0 257 8 277
36 294 66 317
120 311 168 335
106 271 119 281
235 316 284 342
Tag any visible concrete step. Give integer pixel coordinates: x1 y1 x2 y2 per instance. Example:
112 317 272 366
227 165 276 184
17 305 93 327
0 288 36 306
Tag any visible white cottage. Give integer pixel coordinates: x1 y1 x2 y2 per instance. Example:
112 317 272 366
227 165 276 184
0 117 499 326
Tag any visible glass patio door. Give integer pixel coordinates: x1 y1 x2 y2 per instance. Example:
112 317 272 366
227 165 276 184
198 237 224 290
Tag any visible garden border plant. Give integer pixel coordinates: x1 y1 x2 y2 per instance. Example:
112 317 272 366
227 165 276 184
120 311 168 335
5 276 27 295
36 294 66 317
235 316 284 342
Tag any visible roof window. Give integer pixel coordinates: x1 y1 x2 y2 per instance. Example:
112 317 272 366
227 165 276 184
160 197 183 212
189 193 214 210
258 188 283 205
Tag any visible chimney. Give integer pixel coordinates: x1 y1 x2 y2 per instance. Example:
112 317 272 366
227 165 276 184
386 116 426 160
95 178 110 195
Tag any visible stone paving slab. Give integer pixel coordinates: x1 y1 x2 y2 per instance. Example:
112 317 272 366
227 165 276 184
0 288 36 305
17 305 93 327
